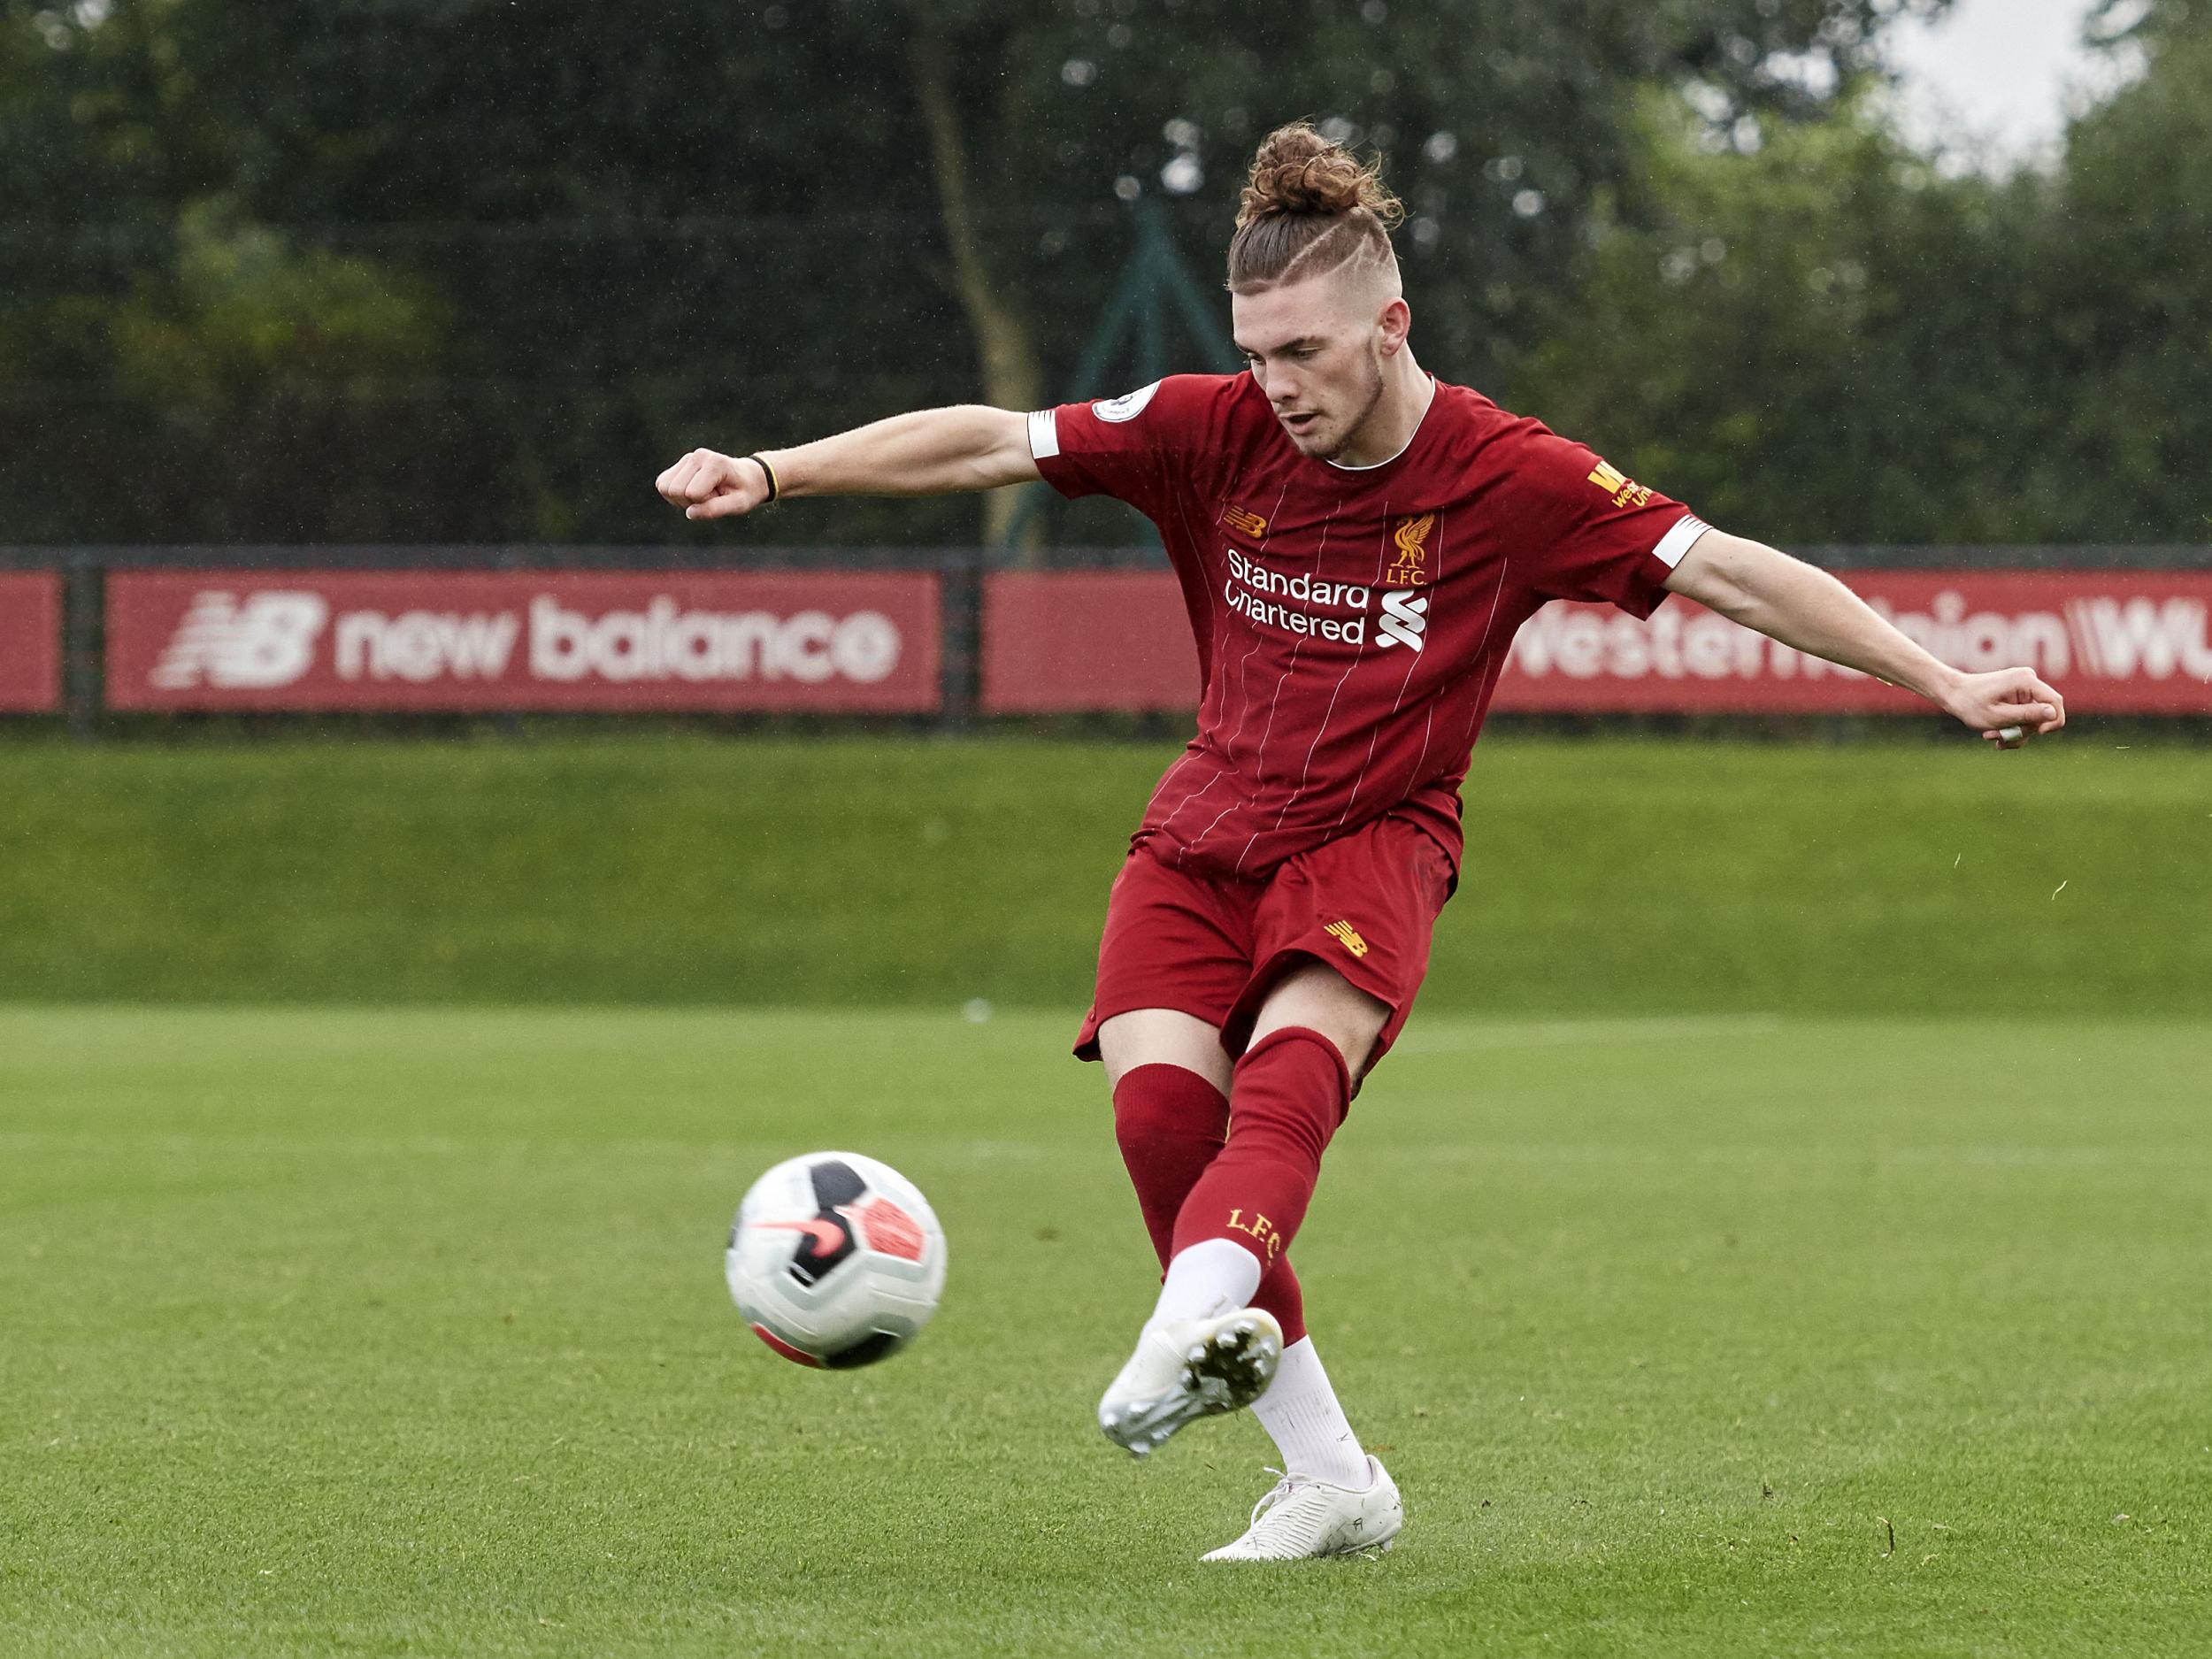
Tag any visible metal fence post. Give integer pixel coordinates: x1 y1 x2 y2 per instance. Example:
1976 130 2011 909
941 547 982 731
62 550 101 741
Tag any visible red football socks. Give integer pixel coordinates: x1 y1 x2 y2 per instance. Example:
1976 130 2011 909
1113 1063 1229 1266
1167 1025 1351 1285
1111 1059 1310 1344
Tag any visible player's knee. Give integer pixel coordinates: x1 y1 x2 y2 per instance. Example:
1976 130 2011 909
1252 963 1388 1073
1111 1061 1230 1158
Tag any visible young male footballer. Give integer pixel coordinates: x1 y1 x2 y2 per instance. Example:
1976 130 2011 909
657 123 2064 1561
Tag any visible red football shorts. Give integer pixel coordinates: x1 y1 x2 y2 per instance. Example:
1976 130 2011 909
1073 812 1455 1075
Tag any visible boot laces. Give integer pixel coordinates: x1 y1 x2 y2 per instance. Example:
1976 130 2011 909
1246 1467 1309 1529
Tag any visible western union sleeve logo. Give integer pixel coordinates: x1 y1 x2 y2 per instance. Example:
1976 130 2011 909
1587 460 1655 511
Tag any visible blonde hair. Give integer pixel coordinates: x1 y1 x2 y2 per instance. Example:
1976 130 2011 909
1226 121 1405 292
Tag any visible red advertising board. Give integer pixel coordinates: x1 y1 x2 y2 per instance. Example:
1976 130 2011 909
105 571 941 712
980 569 2212 716
0 572 62 712
983 571 1200 713
1494 571 2212 714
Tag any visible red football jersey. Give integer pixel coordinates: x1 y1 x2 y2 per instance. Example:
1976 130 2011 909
1029 373 1706 879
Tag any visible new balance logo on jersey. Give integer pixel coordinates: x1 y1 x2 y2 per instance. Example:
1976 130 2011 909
150 591 328 690
1324 919 1370 959
1223 503 1268 538
1376 589 1428 651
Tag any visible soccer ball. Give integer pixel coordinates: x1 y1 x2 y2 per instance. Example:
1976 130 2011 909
725 1150 947 1369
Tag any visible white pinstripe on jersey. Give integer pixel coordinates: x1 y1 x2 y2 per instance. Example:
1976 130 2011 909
1239 492 1409 872
1187 487 1343 863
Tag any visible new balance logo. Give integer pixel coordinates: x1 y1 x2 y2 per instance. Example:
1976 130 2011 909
1223 504 1268 538
1376 588 1428 650
1324 919 1370 959
150 591 328 690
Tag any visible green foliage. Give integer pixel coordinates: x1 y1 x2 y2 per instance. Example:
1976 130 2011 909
1509 19 2212 544
2 734 2204 1014
5 1002 2210 1655
1 0 1963 545
2028 24 2212 540
1509 91 2024 541
99 201 446 403
4 0 2202 547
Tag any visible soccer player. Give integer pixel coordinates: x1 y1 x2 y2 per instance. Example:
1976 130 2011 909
657 123 2065 1561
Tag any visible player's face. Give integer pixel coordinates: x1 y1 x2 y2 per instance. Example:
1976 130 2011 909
1232 274 1394 460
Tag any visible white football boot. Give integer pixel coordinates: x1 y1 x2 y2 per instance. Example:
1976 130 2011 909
1200 1457 1403 1561
1096 1308 1284 1457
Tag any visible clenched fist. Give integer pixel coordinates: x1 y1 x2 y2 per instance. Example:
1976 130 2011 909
656 449 772 520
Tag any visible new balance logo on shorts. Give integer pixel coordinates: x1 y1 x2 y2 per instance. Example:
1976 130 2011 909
150 591 329 690
1377 589 1428 651
1324 919 1370 958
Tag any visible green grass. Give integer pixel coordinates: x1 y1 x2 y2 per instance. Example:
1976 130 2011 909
2 734 2207 1013
4 1004 2208 1657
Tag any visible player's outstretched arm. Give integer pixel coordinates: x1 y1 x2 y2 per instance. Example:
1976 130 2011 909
1664 529 2066 745
655 405 1039 521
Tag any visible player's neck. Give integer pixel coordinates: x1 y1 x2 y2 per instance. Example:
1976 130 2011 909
1331 355 1433 469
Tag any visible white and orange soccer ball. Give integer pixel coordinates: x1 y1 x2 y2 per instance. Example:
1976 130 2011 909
725 1151 947 1369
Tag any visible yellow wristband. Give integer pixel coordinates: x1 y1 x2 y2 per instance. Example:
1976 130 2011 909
745 453 780 503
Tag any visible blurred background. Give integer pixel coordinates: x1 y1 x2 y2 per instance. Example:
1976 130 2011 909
4 0 2208 548
0 0 2206 1013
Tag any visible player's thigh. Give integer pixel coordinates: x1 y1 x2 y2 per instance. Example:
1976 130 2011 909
1236 814 1454 1080
1247 961 1390 1078
1097 1008 1234 1095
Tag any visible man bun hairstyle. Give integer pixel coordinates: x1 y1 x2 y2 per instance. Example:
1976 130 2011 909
1227 120 1405 292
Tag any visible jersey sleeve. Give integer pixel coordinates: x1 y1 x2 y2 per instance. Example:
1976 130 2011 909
1025 375 1227 516
1502 429 1707 619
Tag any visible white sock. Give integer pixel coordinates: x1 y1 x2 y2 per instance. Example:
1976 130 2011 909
1145 1238 1262 1333
1253 1337 1371 1490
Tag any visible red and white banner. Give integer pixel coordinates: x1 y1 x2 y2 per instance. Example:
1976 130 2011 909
983 572 1200 713
105 571 941 712
979 569 2212 716
1494 571 2212 713
0 572 62 712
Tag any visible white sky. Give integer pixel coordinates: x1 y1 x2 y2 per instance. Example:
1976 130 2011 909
1883 0 2135 165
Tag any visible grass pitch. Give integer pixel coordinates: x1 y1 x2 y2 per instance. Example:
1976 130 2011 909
3 1005 2206 1657
4 733 2206 1015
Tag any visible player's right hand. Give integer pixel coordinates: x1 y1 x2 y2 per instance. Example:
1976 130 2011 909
656 449 770 519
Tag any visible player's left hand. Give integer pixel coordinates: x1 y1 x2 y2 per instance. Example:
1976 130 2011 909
1943 666 2066 746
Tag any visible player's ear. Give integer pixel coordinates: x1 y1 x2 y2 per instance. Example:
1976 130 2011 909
1376 296 1411 356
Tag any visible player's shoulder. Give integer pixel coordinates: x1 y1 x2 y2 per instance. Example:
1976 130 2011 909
1428 380 1552 455
1074 372 1251 434
1428 381 1608 485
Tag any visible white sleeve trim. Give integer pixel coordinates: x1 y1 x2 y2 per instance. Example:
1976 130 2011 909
1651 513 1709 570
1027 408 1061 462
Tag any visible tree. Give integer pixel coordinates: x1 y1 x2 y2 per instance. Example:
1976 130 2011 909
5 0 1963 545
1502 6 2212 546
2020 0 2212 539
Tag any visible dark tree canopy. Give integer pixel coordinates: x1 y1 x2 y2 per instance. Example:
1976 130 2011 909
4 0 2200 548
